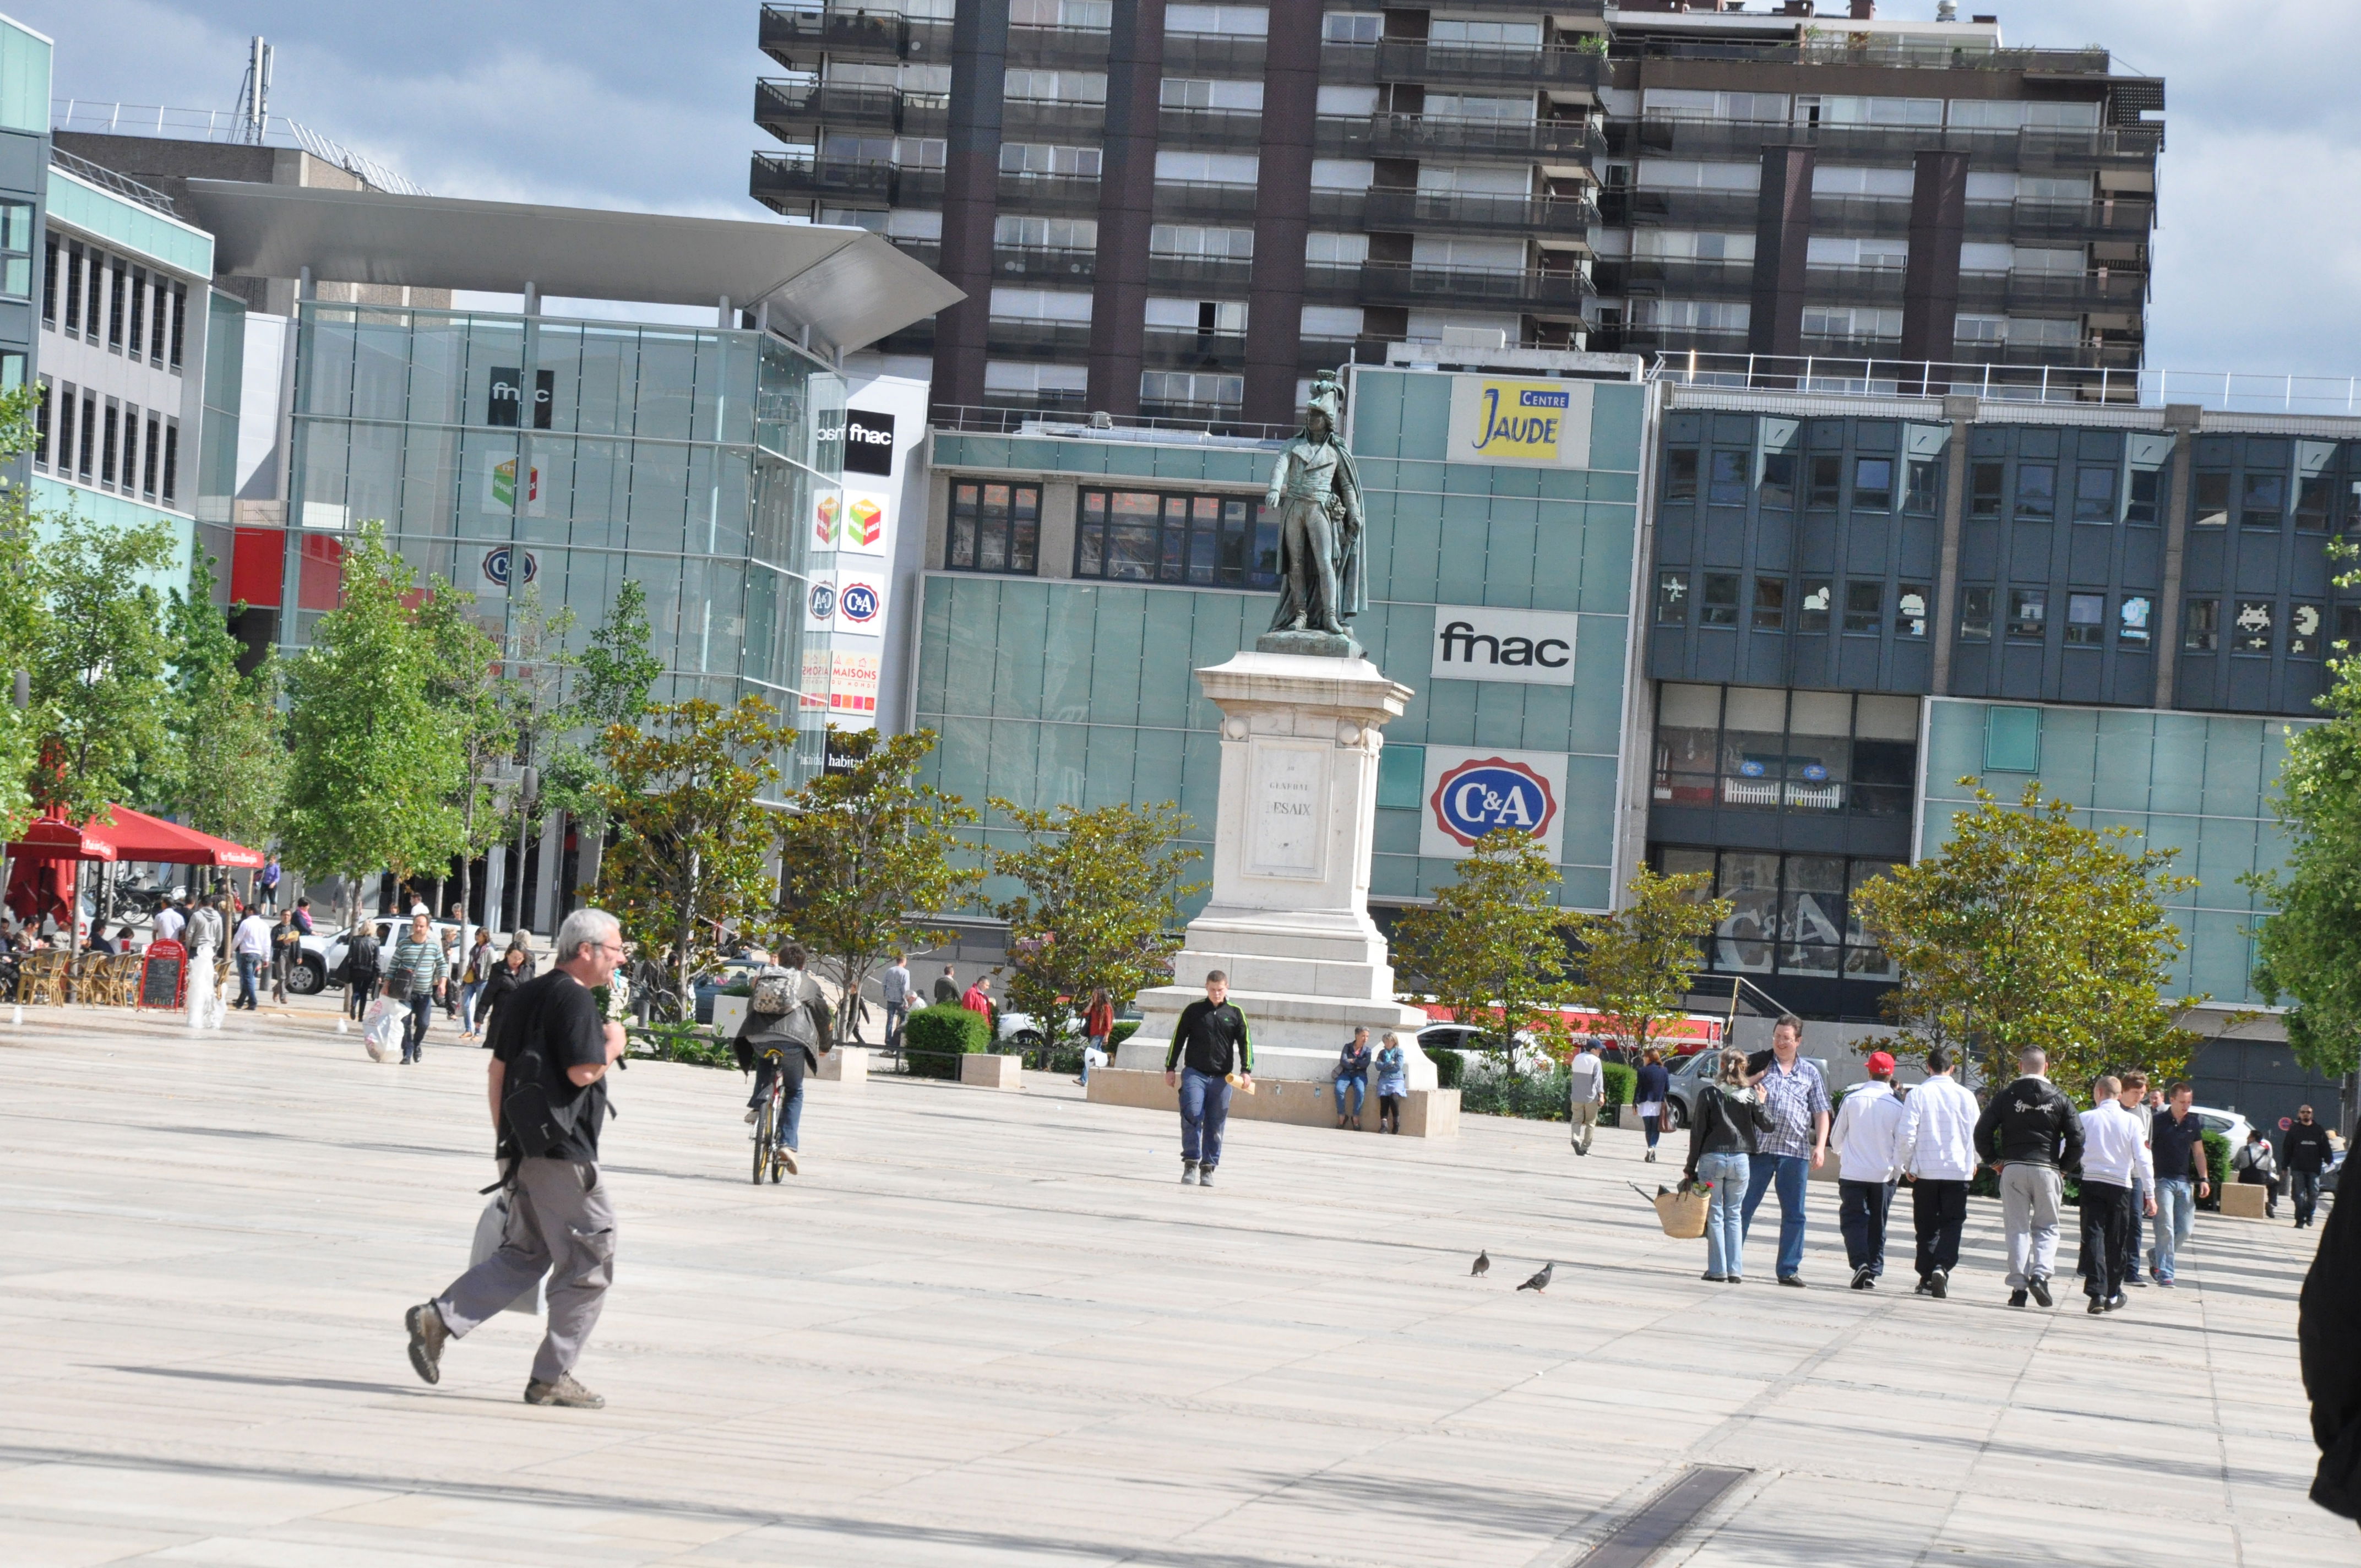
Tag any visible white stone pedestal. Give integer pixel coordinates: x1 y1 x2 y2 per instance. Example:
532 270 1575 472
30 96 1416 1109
1119 650 1435 1088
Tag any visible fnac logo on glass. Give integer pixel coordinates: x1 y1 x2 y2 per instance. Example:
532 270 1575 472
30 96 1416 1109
1429 757 1559 848
1470 382 1571 461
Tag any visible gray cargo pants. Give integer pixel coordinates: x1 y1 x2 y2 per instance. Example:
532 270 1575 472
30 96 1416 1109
436 1157 616 1385
1999 1162 2061 1290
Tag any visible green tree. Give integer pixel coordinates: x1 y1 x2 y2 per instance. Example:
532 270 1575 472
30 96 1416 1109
985 799 1203 1055
777 727 982 1039
1570 866 1733 1056
594 695 793 1020
1390 827 1580 1064
411 579 507 924
1853 778 2205 1093
541 578 662 894
280 523 469 925
26 509 176 824
2250 620 2361 1080
159 551 286 848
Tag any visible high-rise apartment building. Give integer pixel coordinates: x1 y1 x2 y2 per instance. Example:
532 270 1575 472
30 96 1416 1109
751 1 2160 423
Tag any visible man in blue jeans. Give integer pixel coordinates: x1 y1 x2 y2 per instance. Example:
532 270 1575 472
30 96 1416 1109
1740 1015 1831 1287
1165 970 1252 1188
2148 1080 2213 1285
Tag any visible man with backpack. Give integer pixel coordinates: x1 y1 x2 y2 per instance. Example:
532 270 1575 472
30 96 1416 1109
1973 1046 2084 1310
405 908 628 1409
736 944 832 1175
345 923 382 1021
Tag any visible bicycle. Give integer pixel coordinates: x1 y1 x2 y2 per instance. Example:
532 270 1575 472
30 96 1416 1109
750 1047 790 1184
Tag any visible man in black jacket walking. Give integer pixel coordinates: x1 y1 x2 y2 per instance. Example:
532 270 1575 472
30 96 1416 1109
1164 970 1252 1188
2288 1105 2337 1230
1973 1047 2084 1309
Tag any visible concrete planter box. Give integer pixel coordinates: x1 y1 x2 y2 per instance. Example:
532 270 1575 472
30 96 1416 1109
1084 1067 1458 1139
960 1052 1024 1090
2218 1182 2269 1219
712 995 748 1043
817 1046 867 1085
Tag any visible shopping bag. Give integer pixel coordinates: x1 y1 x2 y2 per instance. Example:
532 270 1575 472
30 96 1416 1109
1631 1181 1710 1240
471 1193 548 1316
362 995 405 1061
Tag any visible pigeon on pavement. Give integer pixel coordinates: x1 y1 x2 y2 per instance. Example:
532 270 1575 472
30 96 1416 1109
1471 1249 1490 1277
1517 1261 1554 1293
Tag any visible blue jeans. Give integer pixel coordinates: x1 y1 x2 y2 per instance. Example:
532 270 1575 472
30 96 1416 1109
749 1054 807 1150
235 952 262 1009
460 981 483 1032
1697 1151 1750 1278
886 1000 909 1052
1179 1068 1233 1168
2152 1176 2195 1278
1742 1153 1811 1280
1333 1077 1364 1119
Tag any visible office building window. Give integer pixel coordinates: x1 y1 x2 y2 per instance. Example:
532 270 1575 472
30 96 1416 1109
40 231 56 323
150 280 171 363
1807 454 1841 508
1842 580 1881 634
2064 592 2105 645
2128 468 2162 525
1797 581 1830 633
2243 472 2285 530
1651 683 1918 820
32 376 47 467
161 420 179 503
1663 448 1698 504
1653 845 1902 984
2007 589 2046 639
1324 10 1380 43
1759 451 1795 510
2340 605 2361 654
2183 598 2219 652
1699 574 1739 627
2119 595 2152 645
126 273 147 361
947 482 1040 574
63 242 84 335
2073 467 2117 523
2193 470 2229 526
168 284 187 369
0 201 28 300
1960 586 1994 640
143 413 162 498
1968 460 2003 518
1076 488 1276 589
1887 584 1924 638
2014 463 2055 520
100 400 120 487
2233 600 2274 653
1706 450 1748 507
84 251 106 338
107 260 127 350
2292 602 2325 657
1903 458 1938 514
1853 456 1893 511
1751 576 1785 630
1655 570 1689 624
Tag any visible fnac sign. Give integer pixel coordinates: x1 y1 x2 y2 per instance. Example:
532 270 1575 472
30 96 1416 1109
1429 756 1558 848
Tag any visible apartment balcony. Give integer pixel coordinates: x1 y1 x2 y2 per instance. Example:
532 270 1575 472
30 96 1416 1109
758 3 943 69
1141 328 1248 370
1600 257 1755 298
751 151 944 210
1161 32 1265 76
1372 40 1604 91
1302 262 1362 302
873 322 934 358
997 170 1102 216
1146 253 1253 291
1803 193 1914 233
1802 264 1909 306
1966 197 2157 243
1357 261 1589 312
754 80 946 142
1318 112 1603 164
1955 268 2151 314
1617 324 1751 357
891 237 942 271
1950 339 2145 371
1004 99 1107 144
1157 106 1263 151
1619 187 1765 230
1612 36 2115 74
1152 179 1261 224
985 319 1095 358
1005 21 1111 72
1361 187 1598 240
995 245 1095 284
1610 116 2160 169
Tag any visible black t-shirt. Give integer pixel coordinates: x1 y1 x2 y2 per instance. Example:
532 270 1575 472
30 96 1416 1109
492 969 609 1161
2152 1110 2209 1182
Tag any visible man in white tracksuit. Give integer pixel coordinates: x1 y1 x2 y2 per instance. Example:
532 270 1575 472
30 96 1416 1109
1831 1050 1912 1289
1895 1044 1981 1300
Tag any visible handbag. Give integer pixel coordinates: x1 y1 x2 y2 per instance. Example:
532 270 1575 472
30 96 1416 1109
1632 1182 1710 1239
470 1193 547 1316
362 994 406 1061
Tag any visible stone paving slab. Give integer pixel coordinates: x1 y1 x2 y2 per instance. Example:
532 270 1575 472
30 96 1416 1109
0 1001 2348 1565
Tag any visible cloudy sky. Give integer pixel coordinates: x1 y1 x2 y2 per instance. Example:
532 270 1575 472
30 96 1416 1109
31 0 2361 378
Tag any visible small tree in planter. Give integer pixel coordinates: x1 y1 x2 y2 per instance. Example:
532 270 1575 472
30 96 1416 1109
1569 865 1732 1061
1391 827 1579 1072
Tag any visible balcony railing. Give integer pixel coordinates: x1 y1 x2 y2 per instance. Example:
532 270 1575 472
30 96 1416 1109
752 151 938 205
1613 116 2160 165
1357 262 1589 310
1966 197 2157 240
1358 187 1599 236
1955 269 2151 311
995 244 1096 283
1147 253 1253 290
1141 328 1248 369
931 402 1297 443
1319 112 1604 163
997 170 1102 214
1003 98 1108 143
1007 21 1113 71
985 319 1095 357
758 3 945 66
1598 257 1755 296
1160 31 1266 75
1156 105 1263 149
1657 353 2361 416
1370 39 1604 90
754 79 948 138
1151 178 1261 222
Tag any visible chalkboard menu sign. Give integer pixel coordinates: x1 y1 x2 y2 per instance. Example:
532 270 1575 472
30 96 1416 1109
139 938 188 1010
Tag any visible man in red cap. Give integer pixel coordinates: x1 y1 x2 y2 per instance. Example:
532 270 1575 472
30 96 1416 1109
1830 1050 1910 1289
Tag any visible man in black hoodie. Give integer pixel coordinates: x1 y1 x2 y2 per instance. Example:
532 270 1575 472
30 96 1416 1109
1973 1046 2083 1309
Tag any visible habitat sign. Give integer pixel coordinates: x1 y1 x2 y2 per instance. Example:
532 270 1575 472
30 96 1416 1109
1418 747 1567 862
1447 375 1595 469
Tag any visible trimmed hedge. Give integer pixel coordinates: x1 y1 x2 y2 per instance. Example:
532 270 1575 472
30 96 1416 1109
1109 1018 1141 1048
1602 1061 1637 1112
2199 1129 2231 1211
1427 1047 1465 1089
1462 1063 1573 1121
903 1003 993 1078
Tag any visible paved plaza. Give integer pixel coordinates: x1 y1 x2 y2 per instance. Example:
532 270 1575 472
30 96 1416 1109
0 1003 2347 1566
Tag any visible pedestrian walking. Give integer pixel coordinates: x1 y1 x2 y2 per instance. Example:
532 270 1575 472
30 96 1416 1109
404 908 628 1409
291 897 314 937
736 944 831 1174
2234 1128 2281 1219
2288 1106 2336 1230
1163 970 1251 1188
2300 1115 2361 1521
1566 1037 1606 1157
933 963 959 1005
1897 1044 1978 1299
344 921 383 1021
1633 1048 1671 1163
960 973 996 1036
231 905 271 1011
1830 1050 1910 1289
270 909 300 1003
439 929 463 1019
1080 986 1113 1088
2116 1071 2156 1285
460 929 494 1040
385 912 450 1065
1973 1047 2083 1309
1374 1032 1408 1133
2148 1081 2212 1286
1739 1015 1832 1287
1684 1047 1773 1283
2075 1075 2155 1315
153 897 186 946
257 854 281 913
1331 1026 1372 1128
883 952 913 1055
476 943 530 1048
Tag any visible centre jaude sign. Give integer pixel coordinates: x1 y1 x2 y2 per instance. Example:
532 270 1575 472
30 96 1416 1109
1446 374 1595 469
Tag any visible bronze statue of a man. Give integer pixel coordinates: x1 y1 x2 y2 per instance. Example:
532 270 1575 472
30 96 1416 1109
1261 375 1366 647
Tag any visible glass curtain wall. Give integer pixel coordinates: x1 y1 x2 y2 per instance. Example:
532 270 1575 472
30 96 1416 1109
285 302 843 783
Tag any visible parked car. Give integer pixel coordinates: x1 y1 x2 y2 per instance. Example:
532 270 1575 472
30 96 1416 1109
296 917 482 997
2186 1104 2255 1164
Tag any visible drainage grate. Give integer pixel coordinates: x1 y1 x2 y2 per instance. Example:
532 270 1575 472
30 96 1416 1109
1568 1466 1751 1568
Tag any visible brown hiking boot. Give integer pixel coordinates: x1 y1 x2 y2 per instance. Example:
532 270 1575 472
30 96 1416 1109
524 1373 605 1408
405 1301 448 1385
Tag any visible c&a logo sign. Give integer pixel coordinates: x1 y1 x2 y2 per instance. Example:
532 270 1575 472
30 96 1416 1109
1417 746 1570 862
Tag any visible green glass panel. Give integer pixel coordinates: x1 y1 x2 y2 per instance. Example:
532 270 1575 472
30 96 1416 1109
1590 384 1646 473
1376 742 1426 811
1560 865 1613 910
1577 513 1635 614
1983 706 2042 773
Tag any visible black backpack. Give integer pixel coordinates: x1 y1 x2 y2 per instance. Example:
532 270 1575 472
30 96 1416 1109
347 932 380 977
495 986 583 1159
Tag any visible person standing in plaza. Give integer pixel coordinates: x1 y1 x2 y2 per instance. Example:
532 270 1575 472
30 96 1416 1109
933 963 959 1005
1079 986 1113 1088
882 952 913 1056
2076 1075 2155 1314
2234 1128 2281 1219
1374 1031 1409 1133
1974 1047 2083 1309
475 943 530 1048
2288 1106 2336 1230
404 908 628 1409
344 921 382 1022
1739 1015 1832 1288
1633 1047 1672 1163
460 928 494 1041
257 854 281 913
1566 1037 1606 1157
1684 1047 1773 1283
152 896 186 948
2115 1071 2156 1284
1332 1025 1372 1128
386 912 450 1065
1164 970 1251 1188
2148 1081 2213 1285
269 908 300 1004
960 973 996 1036
1897 1045 1979 1299
1830 1050 1910 1290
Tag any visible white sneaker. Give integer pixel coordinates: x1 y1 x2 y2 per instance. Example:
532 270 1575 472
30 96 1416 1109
744 1108 758 1125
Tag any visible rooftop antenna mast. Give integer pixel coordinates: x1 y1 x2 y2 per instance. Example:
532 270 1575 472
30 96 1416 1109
236 35 273 145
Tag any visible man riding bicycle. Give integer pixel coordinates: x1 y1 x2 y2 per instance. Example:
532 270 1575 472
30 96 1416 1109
735 944 831 1175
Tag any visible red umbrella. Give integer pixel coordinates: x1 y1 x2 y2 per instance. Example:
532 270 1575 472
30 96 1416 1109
80 806 264 869
5 815 119 862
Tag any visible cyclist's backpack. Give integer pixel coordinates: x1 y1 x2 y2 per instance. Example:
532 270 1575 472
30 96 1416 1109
752 970 798 1014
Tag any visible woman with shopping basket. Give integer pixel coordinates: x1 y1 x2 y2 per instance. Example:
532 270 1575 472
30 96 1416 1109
1683 1048 1776 1283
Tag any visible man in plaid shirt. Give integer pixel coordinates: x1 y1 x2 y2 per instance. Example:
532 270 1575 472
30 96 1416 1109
1742 1014 1832 1287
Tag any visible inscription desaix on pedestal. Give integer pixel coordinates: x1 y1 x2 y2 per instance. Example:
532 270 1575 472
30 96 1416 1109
1248 740 1328 880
